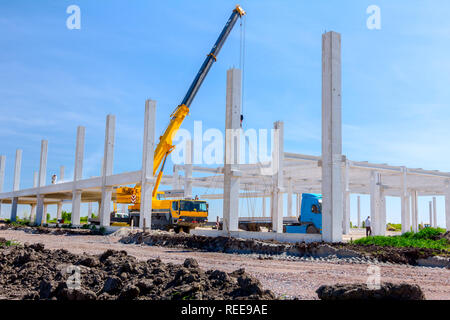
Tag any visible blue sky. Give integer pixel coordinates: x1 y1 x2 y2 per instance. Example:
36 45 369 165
1 0 450 227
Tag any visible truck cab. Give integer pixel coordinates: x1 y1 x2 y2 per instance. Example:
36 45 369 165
285 193 322 234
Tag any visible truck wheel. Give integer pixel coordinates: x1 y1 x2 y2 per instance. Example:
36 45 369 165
174 226 181 234
306 225 318 234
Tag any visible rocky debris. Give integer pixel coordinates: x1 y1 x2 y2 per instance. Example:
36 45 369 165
0 242 275 300
316 282 425 300
416 256 450 268
121 231 448 267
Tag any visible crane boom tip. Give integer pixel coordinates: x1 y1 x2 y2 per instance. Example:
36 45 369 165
235 5 246 17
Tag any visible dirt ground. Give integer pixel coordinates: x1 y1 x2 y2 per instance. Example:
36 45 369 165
1 229 449 300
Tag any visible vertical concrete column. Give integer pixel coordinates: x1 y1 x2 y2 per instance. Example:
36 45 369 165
321 31 343 242
43 204 48 223
30 204 36 222
30 171 38 222
35 140 48 225
342 159 350 234
357 195 361 228
271 121 284 233
432 197 437 228
33 172 38 188
223 68 242 233
296 194 301 218
56 167 64 221
429 201 433 227
370 171 382 235
35 196 44 225
411 190 419 232
400 167 411 233
88 202 93 218
287 178 292 217
71 126 85 225
140 100 156 229
184 140 193 199
445 183 450 231
100 115 115 227
380 192 386 236
262 197 266 217
10 149 22 222
172 166 181 190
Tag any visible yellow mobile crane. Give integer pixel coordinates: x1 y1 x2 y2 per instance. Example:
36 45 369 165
111 5 246 232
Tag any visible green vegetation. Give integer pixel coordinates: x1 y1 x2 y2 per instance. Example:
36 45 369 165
355 227 449 251
386 223 402 232
0 239 20 247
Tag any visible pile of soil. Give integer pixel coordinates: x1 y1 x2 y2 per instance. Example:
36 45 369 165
316 282 425 300
0 242 275 300
121 231 449 266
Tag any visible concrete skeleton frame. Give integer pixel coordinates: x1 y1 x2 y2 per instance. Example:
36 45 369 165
0 31 449 242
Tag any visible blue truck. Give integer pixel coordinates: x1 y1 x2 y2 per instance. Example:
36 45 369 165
234 193 323 234
284 193 322 234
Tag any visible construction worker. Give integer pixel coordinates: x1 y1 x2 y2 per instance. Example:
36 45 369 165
365 216 372 237
51 174 57 184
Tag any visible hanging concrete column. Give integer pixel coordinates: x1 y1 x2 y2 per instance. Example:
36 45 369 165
287 178 292 217
100 115 115 227
400 167 411 233
35 140 48 225
445 183 450 231
370 171 382 235
321 31 343 242
357 195 361 228
184 139 193 199
432 197 437 228
223 68 242 233
56 201 63 221
140 100 156 229
342 159 350 234
10 149 22 222
71 126 85 226
0 155 5 218
271 121 284 233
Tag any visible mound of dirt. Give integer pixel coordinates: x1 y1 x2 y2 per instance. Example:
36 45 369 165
316 282 425 300
0 242 275 300
121 231 449 266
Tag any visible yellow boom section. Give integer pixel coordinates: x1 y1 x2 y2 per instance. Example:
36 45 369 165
151 104 189 197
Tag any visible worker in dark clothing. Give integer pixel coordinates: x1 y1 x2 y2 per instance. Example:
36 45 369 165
365 216 372 237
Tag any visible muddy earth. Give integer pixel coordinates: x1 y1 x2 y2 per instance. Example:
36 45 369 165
121 231 449 266
0 242 275 300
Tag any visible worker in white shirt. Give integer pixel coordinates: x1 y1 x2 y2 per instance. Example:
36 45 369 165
365 216 372 237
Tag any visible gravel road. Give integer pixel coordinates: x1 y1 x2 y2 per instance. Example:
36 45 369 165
1 229 449 300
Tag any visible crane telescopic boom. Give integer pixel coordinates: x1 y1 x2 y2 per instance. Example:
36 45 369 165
151 5 246 197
